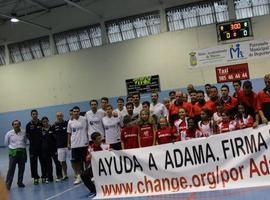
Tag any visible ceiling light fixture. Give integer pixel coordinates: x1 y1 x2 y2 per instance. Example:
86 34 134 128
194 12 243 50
0 12 51 30
10 17 19 23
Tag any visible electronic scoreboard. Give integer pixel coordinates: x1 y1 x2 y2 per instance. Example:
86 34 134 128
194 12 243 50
217 18 253 41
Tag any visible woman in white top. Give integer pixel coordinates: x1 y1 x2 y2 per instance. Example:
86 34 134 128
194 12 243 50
198 108 214 137
102 105 123 150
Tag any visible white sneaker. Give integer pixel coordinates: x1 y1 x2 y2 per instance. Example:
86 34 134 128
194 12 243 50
88 192 96 198
73 176 81 185
55 178 62 182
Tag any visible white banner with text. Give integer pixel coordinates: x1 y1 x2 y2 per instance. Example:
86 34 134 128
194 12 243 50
92 125 270 199
189 39 270 67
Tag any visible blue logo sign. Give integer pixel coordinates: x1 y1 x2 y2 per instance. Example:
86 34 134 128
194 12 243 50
229 43 244 59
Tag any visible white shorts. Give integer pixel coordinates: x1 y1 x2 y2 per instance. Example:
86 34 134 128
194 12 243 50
57 148 70 162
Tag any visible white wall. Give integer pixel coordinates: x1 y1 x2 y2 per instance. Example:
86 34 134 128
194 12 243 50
0 15 270 113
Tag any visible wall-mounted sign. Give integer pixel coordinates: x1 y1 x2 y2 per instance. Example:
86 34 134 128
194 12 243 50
189 39 270 68
126 75 160 95
217 18 253 41
216 63 249 83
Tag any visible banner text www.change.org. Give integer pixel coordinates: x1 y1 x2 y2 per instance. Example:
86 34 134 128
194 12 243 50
101 154 270 197
92 126 270 199
98 131 267 175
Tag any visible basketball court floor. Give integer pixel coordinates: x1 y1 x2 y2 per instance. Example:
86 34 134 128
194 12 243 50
1 147 270 200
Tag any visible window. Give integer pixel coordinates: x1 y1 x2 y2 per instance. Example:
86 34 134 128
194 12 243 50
235 0 269 19
54 24 102 54
106 11 161 43
0 46 5 65
8 37 51 64
214 0 230 22
166 1 229 31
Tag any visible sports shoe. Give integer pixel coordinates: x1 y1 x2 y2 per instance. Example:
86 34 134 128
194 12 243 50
34 179 39 185
88 192 96 198
73 175 81 185
45 179 49 184
17 183 25 188
55 178 62 182
62 176 69 181
41 178 46 184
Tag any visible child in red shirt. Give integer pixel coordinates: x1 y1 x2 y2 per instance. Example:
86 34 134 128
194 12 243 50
173 108 188 141
121 115 139 149
156 117 173 145
235 104 254 130
181 117 205 140
81 132 110 198
217 110 236 134
138 109 156 147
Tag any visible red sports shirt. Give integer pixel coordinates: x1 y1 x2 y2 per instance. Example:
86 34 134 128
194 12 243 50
217 120 236 133
169 102 193 124
156 126 173 145
237 90 258 112
192 103 203 117
220 96 238 112
86 143 110 166
204 99 219 114
182 129 205 140
139 124 154 147
173 118 187 141
235 115 254 129
257 89 270 120
121 126 139 149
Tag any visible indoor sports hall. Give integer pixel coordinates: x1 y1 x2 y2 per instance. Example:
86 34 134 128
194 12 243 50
1 0 270 200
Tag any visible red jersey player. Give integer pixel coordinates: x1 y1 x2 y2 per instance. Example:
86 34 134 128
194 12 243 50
81 132 110 198
198 108 214 137
156 117 173 145
217 110 236 134
257 74 270 125
181 117 205 140
235 104 254 130
138 109 156 147
173 108 188 141
213 102 223 124
121 115 139 149
169 91 193 125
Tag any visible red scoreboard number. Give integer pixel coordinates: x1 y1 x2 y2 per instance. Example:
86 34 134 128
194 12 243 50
230 22 241 30
217 19 251 41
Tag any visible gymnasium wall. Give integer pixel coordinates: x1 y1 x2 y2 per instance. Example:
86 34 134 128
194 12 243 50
0 14 269 146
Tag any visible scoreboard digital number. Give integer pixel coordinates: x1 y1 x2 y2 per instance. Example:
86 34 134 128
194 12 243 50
217 19 253 41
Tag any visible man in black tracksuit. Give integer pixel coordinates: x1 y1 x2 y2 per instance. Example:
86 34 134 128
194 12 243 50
52 112 69 180
26 109 43 185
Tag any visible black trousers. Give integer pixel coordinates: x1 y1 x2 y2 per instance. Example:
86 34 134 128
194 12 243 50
81 167 96 193
6 154 27 190
110 142 122 150
29 149 44 179
42 152 63 180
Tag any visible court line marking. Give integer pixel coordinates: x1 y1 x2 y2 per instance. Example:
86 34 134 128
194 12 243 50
45 184 82 200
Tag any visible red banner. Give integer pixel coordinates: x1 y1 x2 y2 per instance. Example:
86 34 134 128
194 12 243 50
216 63 249 83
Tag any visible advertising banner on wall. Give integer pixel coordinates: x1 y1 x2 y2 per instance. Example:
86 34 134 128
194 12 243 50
189 39 270 67
92 125 270 199
216 63 250 83
125 75 160 95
